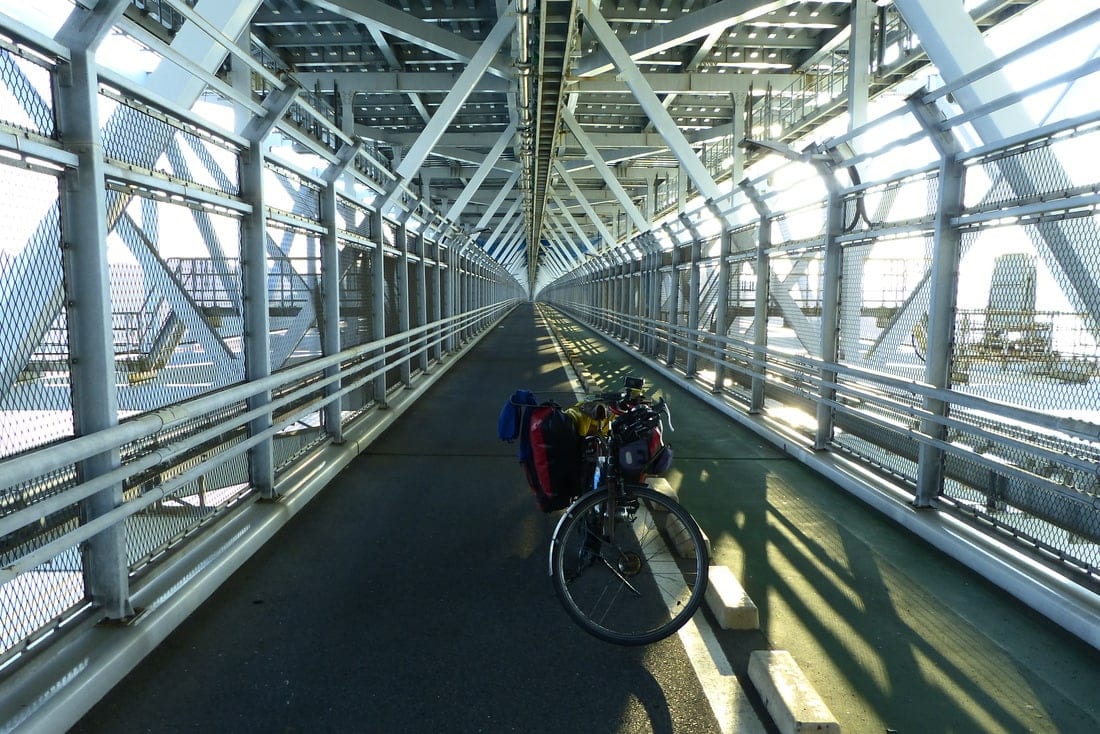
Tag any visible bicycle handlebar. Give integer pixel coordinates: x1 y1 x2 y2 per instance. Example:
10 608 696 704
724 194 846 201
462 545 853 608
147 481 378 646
580 376 673 432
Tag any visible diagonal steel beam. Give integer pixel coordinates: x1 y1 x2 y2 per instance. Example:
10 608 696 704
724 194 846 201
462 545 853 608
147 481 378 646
554 159 617 251
483 197 521 255
294 71 510 94
551 189 595 254
305 0 511 78
474 170 521 233
576 0 798 77
561 108 650 235
380 7 516 215
578 3 722 204
443 123 516 224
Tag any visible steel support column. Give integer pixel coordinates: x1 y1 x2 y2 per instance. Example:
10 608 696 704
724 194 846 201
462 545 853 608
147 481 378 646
320 144 362 444
909 93 965 508
370 207 389 405
55 0 133 621
431 235 443 362
414 228 430 373
319 182 344 442
396 218 413 388
741 181 772 414
848 0 874 130
239 85 298 498
665 225 681 367
708 201 733 393
679 215 702 377
812 150 844 451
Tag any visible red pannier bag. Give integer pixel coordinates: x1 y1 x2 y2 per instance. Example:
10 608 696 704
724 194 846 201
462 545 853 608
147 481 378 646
523 403 584 512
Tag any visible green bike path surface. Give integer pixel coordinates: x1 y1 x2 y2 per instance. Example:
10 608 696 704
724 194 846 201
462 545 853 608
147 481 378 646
540 306 1100 734
72 303 735 734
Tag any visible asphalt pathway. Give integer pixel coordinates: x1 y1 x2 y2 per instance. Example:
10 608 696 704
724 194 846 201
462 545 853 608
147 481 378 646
72 303 728 734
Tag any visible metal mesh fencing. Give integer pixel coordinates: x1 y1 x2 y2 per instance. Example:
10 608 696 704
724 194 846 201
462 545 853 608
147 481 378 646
103 189 245 414
847 168 939 232
0 43 56 138
272 373 328 476
337 198 374 241
950 225 1099 412
265 224 322 370
828 237 934 488
0 24 528 681
338 243 374 349
338 243 376 413
383 251 404 387
935 219 1100 576
766 247 825 359
941 461 1100 580
0 546 86 671
99 89 241 195
719 256 760 400
265 164 321 223
0 165 72 458
968 132 1080 213
0 46 87 669
122 402 251 575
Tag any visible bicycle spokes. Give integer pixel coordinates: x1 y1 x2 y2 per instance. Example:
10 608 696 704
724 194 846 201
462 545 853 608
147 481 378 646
550 487 708 645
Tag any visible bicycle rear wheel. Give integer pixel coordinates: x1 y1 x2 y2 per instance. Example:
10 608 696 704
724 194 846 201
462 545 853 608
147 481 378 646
549 485 709 646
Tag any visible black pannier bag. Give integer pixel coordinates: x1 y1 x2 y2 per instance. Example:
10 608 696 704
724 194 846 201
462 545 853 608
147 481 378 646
523 403 584 512
613 405 672 481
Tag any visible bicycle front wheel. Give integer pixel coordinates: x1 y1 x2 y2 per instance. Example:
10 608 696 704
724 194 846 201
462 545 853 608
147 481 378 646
549 485 709 646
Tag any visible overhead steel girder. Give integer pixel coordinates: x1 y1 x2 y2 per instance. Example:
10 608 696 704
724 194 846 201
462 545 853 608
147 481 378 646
577 3 722 204
561 108 650 235
305 0 512 78
380 7 516 214
548 213 586 263
484 197 522 255
425 146 519 174
145 0 265 107
551 189 595 254
576 0 800 77
554 160 617 252
365 24 430 124
565 72 798 95
475 170 521 233
443 123 517 225
294 71 510 95
374 122 739 154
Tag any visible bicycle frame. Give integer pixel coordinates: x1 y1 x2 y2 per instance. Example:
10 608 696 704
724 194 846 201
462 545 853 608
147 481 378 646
547 380 671 575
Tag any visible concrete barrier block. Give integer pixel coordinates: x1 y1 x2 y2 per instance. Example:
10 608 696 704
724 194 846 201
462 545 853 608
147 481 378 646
645 476 678 508
704 565 759 630
665 514 710 559
748 650 839 734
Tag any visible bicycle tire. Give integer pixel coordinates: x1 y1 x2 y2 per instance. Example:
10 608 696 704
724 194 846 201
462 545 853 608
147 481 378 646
549 485 709 646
